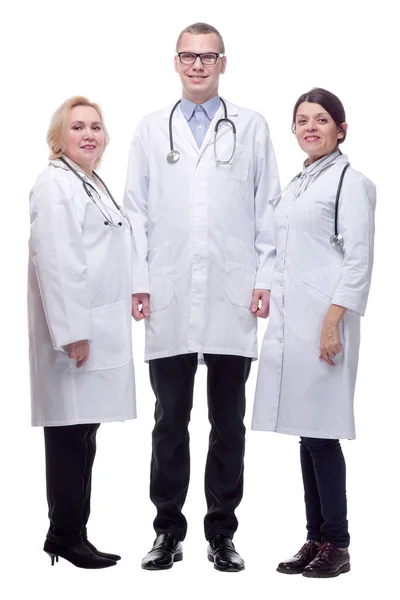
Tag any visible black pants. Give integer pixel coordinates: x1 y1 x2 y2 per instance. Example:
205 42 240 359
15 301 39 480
300 437 350 548
149 353 251 541
44 423 100 546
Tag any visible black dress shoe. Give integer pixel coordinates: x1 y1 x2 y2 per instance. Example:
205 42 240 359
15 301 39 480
84 538 121 561
207 535 245 572
302 542 350 578
141 533 183 570
43 540 117 569
277 541 320 574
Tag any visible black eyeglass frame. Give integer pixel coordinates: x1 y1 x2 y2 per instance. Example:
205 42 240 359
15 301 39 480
176 52 225 65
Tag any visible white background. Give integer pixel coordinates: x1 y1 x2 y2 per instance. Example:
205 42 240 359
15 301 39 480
0 1 398 598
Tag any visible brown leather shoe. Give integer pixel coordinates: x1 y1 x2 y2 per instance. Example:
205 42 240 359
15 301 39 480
277 541 320 574
207 535 245 572
141 533 183 570
302 542 350 578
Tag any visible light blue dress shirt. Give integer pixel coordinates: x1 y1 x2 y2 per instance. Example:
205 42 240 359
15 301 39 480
180 96 221 148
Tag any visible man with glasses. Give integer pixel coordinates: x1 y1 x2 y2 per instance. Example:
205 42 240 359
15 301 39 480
124 22 280 572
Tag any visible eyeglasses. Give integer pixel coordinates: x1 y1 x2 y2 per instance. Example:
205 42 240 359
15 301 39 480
176 52 224 65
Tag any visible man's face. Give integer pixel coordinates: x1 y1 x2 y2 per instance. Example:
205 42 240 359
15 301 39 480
174 33 226 102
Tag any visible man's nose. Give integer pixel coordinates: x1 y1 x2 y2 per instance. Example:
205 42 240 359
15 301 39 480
192 55 204 69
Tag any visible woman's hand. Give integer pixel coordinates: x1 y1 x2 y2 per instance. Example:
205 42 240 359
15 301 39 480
319 304 347 367
68 340 90 368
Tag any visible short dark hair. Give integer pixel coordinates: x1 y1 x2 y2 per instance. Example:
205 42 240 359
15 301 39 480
292 88 347 144
176 22 225 53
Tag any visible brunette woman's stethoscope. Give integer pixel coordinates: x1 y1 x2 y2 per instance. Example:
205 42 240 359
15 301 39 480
276 161 350 249
59 156 123 227
166 97 236 165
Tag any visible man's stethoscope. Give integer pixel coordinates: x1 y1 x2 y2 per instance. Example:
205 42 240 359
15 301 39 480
59 156 123 227
166 97 236 165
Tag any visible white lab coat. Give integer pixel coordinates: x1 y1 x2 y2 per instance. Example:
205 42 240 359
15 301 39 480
28 159 136 426
123 100 280 362
252 153 376 439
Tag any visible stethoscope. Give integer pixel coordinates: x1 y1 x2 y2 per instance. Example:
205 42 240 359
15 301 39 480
59 156 123 227
276 160 350 249
166 97 236 165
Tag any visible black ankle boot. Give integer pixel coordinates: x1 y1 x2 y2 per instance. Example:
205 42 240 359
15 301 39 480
84 538 121 561
43 540 117 569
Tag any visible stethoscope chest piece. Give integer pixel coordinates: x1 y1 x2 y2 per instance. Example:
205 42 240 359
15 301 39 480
167 149 180 164
330 233 344 249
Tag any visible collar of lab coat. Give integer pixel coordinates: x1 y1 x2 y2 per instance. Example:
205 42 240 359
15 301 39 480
163 98 238 155
49 155 91 175
49 156 107 193
303 149 342 176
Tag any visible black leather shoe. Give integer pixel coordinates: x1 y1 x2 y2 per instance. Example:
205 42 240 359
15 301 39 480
277 541 320 574
84 538 121 561
141 533 183 570
302 542 350 578
43 540 117 569
207 535 245 572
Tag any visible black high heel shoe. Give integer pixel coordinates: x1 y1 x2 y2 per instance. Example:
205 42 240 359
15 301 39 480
84 539 121 561
43 540 117 569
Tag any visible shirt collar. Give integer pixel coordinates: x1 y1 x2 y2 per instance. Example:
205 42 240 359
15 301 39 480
180 95 221 121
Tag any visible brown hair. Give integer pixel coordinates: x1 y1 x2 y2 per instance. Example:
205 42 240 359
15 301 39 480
176 22 225 53
47 96 110 169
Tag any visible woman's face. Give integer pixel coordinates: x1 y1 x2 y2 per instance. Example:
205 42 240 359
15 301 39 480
64 105 105 172
294 102 347 164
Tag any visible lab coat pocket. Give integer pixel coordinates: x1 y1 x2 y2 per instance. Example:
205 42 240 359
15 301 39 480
225 237 256 309
225 262 256 309
223 160 249 183
301 265 342 301
287 266 344 350
79 300 131 372
149 269 173 312
226 236 256 269
148 240 171 271
148 241 173 312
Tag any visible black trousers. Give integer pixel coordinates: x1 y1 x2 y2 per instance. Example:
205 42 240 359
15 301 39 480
149 353 251 541
44 423 100 546
300 437 350 548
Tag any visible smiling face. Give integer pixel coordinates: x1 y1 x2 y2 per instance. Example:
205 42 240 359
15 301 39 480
64 105 105 173
294 102 347 164
174 32 226 104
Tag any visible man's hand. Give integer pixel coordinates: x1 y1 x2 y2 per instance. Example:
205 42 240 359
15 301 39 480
250 289 271 318
68 340 90 368
132 293 151 321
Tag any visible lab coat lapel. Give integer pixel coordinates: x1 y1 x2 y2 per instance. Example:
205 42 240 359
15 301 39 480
164 104 199 154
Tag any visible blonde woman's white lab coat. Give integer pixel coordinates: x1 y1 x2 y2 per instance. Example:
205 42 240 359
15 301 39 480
123 100 280 362
28 159 136 426
252 153 376 439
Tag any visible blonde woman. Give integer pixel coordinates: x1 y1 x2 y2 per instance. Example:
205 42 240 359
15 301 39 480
28 97 136 568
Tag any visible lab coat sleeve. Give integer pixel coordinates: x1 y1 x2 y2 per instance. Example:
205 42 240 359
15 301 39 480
123 130 150 295
29 177 92 350
253 120 280 290
331 174 376 315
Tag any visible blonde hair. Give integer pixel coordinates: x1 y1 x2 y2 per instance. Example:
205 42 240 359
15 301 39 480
176 22 225 53
47 96 110 170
